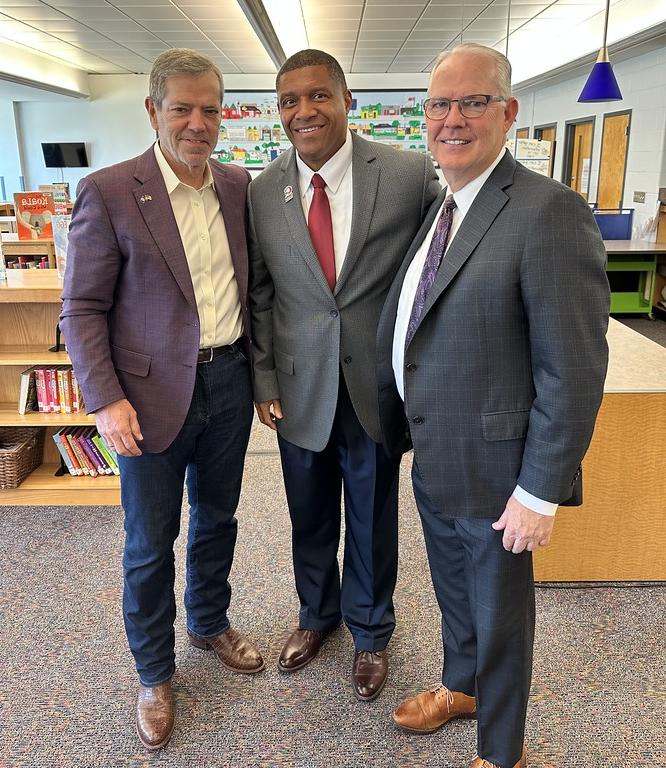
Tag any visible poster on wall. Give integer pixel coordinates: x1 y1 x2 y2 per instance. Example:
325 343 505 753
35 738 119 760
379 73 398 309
213 90 428 170
506 138 553 177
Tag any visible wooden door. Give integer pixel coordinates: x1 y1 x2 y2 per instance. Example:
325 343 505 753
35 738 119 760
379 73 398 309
535 124 556 176
566 120 594 200
597 111 631 210
516 127 529 139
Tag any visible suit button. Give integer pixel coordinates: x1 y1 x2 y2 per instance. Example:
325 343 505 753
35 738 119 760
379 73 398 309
343 355 352 364
405 362 418 372
412 416 424 424
330 309 339 317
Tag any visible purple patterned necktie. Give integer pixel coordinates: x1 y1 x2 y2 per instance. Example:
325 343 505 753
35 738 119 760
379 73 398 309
405 194 457 348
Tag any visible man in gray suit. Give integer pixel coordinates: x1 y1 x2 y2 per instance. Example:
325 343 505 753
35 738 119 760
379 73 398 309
61 49 264 750
378 44 609 766
249 49 439 699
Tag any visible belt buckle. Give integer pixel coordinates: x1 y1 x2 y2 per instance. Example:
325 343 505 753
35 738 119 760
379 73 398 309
201 347 214 364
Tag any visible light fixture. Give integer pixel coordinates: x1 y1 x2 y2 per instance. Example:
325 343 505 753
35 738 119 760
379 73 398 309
236 0 308 69
262 0 308 58
578 0 622 102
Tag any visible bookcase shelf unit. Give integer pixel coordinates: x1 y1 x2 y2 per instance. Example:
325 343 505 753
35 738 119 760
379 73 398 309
0 270 120 505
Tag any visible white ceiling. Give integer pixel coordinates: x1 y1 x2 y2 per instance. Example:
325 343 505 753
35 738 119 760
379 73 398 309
0 0 663 79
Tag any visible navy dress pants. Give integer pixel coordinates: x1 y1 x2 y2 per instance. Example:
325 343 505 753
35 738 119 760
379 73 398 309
117 344 253 687
278 377 400 652
413 462 535 768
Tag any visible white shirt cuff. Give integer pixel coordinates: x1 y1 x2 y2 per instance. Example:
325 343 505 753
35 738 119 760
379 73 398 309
513 485 558 516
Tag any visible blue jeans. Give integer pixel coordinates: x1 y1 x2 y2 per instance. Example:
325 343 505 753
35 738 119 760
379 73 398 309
117 344 253 686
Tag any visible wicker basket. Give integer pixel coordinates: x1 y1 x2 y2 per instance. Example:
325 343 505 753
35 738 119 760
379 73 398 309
0 427 45 489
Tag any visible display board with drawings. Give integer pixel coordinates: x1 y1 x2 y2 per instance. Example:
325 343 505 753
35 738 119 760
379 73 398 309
213 90 429 171
505 137 554 177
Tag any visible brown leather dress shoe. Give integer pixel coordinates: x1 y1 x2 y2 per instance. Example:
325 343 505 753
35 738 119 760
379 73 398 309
393 685 476 733
352 650 388 701
188 627 265 674
469 745 527 767
278 628 326 672
136 680 174 750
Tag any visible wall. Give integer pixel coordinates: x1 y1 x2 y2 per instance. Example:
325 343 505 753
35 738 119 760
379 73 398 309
513 45 666 237
16 75 154 194
0 101 22 198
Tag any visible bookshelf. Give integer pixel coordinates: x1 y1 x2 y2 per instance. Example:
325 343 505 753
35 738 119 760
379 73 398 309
0 270 120 505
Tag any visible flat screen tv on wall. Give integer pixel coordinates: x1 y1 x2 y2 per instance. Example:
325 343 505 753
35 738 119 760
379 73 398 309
41 142 89 168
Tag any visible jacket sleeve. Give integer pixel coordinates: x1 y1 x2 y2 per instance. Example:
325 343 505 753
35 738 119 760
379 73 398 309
59 176 126 413
517 184 610 502
247 181 280 403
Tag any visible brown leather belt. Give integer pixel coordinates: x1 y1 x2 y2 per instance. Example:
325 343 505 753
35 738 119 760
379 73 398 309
197 343 236 364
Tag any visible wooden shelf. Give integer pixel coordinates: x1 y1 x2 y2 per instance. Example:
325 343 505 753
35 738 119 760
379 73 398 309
0 270 63 302
0 346 70 365
0 463 120 506
0 403 94 425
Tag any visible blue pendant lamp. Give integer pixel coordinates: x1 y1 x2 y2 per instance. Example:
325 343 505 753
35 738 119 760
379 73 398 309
578 0 622 102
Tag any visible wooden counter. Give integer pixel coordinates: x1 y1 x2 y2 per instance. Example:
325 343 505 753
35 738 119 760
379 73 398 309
534 319 666 582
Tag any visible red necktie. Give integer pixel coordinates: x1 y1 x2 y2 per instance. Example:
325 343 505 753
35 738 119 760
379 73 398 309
308 173 336 291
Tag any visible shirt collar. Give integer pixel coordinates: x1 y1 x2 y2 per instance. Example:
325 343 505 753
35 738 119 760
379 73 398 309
153 141 214 195
445 147 506 216
296 129 353 199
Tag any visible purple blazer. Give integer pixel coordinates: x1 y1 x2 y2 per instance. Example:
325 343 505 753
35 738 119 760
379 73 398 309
60 147 251 453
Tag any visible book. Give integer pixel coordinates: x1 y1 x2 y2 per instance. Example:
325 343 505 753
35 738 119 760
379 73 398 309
14 191 55 241
58 428 82 475
17 366 38 415
93 434 119 475
79 431 102 476
52 429 77 476
34 368 47 413
83 427 112 474
52 214 71 279
71 369 81 413
66 429 90 475
71 426 97 476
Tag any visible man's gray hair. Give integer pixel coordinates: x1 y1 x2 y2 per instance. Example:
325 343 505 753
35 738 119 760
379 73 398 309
430 43 512 97
149 48 224 106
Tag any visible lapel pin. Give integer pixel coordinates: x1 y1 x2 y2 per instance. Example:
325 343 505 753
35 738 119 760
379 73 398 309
139 194 152 203
283 185 293 203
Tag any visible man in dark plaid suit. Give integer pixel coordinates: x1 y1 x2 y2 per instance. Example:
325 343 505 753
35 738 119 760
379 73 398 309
377 44 609 768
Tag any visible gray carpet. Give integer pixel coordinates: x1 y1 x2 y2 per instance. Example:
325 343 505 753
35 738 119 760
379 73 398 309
617 315 666 347
0 445 664 767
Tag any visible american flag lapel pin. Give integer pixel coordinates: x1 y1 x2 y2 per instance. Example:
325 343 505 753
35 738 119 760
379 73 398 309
283 185 293 203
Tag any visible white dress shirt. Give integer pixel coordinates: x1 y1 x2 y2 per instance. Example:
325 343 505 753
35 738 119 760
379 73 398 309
392 147 557 516
154 142 243 348
295 130 353 278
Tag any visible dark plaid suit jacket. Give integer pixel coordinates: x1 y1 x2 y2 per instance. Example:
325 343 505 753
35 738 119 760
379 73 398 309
377 151 610 517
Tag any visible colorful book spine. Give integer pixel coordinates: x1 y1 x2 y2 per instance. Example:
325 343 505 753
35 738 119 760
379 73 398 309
35 368 47 413
67 430 90 475
59 429 82 475
72 427 97 476
93 434 119 475
79 433 102 476
62 368 72 414
84 428 111 474
71 369 80 413
52 429 77 476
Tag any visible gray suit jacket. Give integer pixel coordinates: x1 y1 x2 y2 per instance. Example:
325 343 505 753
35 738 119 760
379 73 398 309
248 133 440 451
60 147 251 453
377 152 610 517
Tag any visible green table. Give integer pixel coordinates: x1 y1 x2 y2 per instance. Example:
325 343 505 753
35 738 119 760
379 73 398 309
604 240 666 318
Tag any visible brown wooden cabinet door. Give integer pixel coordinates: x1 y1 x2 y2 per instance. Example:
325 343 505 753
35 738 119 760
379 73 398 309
597 111 631 210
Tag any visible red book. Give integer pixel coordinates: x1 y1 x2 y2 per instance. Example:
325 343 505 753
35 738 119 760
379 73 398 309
14 191 55 240
60 429 82 475
34 368 47 413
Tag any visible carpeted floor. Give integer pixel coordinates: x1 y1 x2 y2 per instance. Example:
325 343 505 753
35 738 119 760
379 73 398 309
0 433 664 767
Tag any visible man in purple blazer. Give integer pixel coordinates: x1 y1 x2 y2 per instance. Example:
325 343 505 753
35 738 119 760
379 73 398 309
60 48 263 750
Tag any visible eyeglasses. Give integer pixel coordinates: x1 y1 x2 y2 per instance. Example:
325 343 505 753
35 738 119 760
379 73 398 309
423 95 507 120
